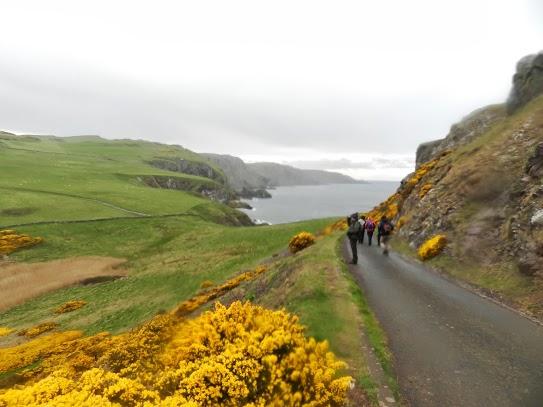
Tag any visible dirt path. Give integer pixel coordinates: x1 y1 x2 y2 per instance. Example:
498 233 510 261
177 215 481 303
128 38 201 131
343 239 543 407
0 257 127 311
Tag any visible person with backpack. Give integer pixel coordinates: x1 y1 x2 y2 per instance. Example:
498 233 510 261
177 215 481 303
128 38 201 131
378 216 394 255
358 215 366 244
364 217 375 246
347 214 362 264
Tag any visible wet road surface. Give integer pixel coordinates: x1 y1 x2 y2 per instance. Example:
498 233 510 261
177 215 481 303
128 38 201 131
345 239 543 407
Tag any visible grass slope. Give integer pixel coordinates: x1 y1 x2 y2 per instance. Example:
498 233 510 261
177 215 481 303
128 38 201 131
0 135 224 225
0 217 332 335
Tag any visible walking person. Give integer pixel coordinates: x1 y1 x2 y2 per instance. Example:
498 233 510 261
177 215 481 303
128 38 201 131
365 217 375 246
358 215 366 244
378 216 394 255
347 214 362 264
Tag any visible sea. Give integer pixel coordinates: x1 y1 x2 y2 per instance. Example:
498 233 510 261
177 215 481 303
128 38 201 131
240 181 399 225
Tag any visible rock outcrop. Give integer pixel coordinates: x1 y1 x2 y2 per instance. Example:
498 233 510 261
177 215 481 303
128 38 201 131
507 51 543 114
370 52 543 319
141 175 236 203
150 158 226 185
202 154 269 191
415 104 505 166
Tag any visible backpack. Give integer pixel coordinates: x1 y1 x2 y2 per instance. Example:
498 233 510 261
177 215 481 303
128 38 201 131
383 221 393 234
347 220 362 239
365 219 375 232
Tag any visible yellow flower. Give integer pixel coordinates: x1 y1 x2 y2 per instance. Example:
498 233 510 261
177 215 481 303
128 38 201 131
418 234 447 260
0 326 13 337
288 232 316 253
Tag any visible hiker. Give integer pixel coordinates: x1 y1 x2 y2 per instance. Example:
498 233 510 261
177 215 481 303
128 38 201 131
358 215 366 244
347 214 362 264
347 212 358 227
365 217 375 246
378 216 394 255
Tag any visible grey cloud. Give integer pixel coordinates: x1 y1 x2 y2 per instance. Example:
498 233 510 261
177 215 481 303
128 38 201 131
0 58 485 158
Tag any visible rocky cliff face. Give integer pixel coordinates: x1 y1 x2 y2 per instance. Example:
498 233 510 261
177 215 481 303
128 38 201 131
416 104 505 166
150 157 227 185
201 154 269 191
370 53 543 319
507 51 543 113
141 175 236 203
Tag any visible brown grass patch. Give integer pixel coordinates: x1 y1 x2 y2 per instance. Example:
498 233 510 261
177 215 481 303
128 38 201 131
0 257 127 311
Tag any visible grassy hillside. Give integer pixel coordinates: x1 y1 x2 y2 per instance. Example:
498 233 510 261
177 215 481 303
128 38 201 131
0 134 229 226
0 216 333 335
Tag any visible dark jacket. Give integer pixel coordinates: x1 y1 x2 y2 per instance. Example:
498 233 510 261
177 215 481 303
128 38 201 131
347 220 362 240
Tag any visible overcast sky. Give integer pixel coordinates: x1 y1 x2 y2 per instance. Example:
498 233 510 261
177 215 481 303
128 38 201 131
1 1 542 180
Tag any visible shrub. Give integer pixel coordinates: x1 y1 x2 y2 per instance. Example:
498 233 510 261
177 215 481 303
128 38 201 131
418 235 447 260
0 229 43 255
0 326 13 337
419 183 433 199
18 322 59 338
55 300 87 314
288 231 316 253
0 302 352 406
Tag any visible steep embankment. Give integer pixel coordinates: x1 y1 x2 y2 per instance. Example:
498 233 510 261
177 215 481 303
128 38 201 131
367 51 543 319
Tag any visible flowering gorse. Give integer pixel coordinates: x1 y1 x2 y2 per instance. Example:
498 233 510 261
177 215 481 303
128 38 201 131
54 300 87 314
18 322 59 338
0 230 43 255
418 234 447 260
288 232 316 254
0 302 351 406
418 183 433 199
0 327 13 337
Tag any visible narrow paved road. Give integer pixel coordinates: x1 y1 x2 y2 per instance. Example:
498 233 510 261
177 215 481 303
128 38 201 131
344 239 543 407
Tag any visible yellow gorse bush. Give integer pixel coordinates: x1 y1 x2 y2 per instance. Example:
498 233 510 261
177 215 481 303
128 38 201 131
0 302 351 406
418 234 447 260
0 229 43 255
173 265 267 317
288 232 316 253
18 322 59 338
322 218 348 236
54 300 87 314
0 327 13 337
419 183 433 199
